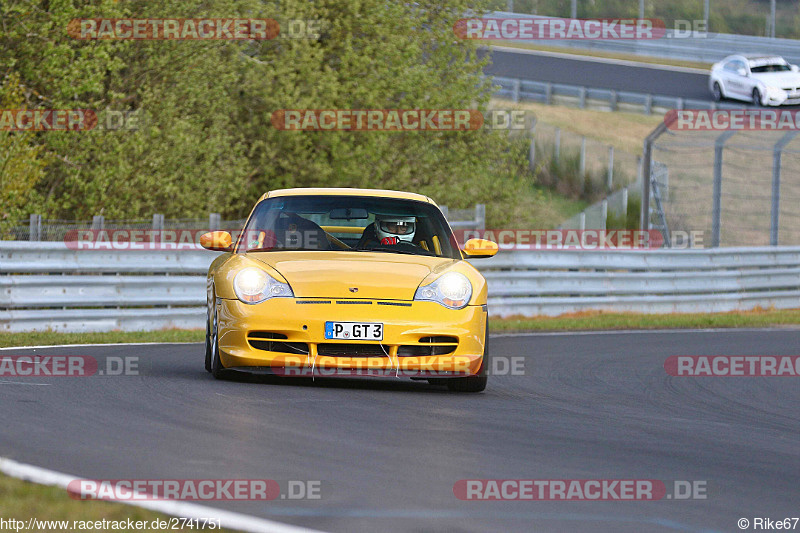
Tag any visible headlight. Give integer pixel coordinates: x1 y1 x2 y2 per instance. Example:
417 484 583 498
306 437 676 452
414 272 472 310
233 267 294 304
766 85 784 97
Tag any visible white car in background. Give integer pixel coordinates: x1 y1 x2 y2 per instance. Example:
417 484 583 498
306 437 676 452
709 54 800 106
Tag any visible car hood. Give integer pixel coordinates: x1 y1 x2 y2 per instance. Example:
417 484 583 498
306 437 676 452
752 71 800 88
247 251 457 300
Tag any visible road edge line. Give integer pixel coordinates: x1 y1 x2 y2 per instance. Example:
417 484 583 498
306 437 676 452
0 457 325 533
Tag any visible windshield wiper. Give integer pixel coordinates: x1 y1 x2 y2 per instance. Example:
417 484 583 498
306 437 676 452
245 247 328 253
356 247 429 256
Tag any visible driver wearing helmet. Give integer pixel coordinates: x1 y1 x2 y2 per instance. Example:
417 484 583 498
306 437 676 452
375 215 416 245
357 215 417 248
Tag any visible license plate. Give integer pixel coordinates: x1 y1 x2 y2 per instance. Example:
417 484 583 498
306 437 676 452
325 322 383 341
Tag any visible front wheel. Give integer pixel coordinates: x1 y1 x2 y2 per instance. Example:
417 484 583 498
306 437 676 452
204 318 212 373
712 82 723 102
446 322 489 393
752 88 763 106
210 299 229 380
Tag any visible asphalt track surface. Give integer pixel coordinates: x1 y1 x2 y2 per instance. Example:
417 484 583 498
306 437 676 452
483 48 713 101
2 329 800 532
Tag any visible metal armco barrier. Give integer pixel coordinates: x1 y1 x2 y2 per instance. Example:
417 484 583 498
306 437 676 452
1 243 799 331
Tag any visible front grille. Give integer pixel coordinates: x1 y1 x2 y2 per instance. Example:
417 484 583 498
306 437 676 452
317 343 388 357
335 300 373 305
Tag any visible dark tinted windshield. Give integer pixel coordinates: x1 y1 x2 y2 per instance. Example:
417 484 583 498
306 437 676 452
237 195 460 259
751 64 791 73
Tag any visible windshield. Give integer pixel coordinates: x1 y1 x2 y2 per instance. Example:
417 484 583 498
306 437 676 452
237 195 460 259
750 63 791 73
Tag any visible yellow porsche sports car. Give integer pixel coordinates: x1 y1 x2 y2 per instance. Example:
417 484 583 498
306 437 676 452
200 188 498 392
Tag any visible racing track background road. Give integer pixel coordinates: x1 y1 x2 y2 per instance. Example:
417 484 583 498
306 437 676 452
1 329 799 532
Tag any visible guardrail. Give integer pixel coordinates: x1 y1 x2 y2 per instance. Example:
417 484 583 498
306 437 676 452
492 76 742 115
488 11 800 65
2 243 799 331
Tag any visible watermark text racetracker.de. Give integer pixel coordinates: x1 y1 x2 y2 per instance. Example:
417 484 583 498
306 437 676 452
453 229 704 250
666 109 800 131
665 356 800 376
0 108 145 132
454 479 708 500
67 479 326 501
0 356 139 377
270 109 534 131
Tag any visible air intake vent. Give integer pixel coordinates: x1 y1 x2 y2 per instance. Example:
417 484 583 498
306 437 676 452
418 336 458 344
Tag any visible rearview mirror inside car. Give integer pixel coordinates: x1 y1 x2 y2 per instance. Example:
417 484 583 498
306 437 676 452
461 238 498 258
200 231 233 251
329 208 369 220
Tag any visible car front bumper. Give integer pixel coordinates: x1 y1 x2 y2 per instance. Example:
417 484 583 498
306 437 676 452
216 297 488 378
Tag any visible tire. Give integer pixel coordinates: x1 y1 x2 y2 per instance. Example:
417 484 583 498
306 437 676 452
204 318 212 373
752 87 763 106
446 321 489 393
210 299 229 380
712 82 723 102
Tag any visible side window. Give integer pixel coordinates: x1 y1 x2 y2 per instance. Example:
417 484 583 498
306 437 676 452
723 60 737 72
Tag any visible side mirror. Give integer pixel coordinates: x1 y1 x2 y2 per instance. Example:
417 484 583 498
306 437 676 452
461 238 498 259
200 231 232 251
737 68 747 77
791 64 799 72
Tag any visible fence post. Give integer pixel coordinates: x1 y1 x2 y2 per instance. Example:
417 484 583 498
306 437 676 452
601 199 608 230
512 79 520 103
711 131 737 247
676 97 684 110
621 187 629 223
209 213 221 231
29 214 42 241
554 127 561 159
545 82 553 105
91 215 105 230
529 134 536 170
609 90 618 111
640 119 672 232
579 86 586 109
607 146 615 192
440 205 449 220
475 204 486 230
770 131 798 245
644 94 652 114
579 137 586 176
579 212 586 231
152 213 165 232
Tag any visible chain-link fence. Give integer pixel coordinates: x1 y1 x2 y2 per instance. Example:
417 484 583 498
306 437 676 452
646 128 800 247
529 121 641 229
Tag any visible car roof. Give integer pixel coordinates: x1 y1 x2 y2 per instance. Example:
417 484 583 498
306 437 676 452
741 54 784 61
261 187 436 204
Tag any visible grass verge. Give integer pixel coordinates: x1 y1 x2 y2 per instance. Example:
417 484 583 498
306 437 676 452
491 308 800 332
0 473 233 532
0 329 204 348
1 309 799 349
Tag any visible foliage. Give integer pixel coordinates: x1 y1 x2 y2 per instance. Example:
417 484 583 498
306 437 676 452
1 0 530 224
